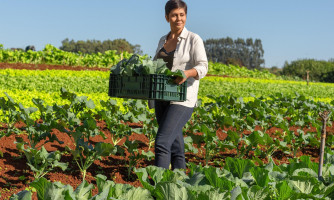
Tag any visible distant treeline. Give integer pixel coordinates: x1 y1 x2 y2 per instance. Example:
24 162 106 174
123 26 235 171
59 38 143 55
59 37 266 70
8 37 266 69
282 59 334 83
204 37 265 70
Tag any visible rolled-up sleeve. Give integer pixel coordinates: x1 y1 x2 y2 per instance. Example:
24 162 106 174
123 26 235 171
193 35 208 80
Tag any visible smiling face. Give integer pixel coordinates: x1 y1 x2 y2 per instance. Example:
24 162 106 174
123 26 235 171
165 8 187 33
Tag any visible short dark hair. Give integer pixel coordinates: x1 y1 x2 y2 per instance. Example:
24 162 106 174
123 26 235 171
165 0 187 16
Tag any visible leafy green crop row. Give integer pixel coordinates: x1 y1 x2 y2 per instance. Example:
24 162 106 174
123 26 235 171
1 43 282 79
208 62 303 81
200 76 334 103
2 89 334 165
0 44 134 68
0 68 109 78
187 93 334 166
209 61 277 79
2 69 334 106
1 88 334 199
0 73 107 93
10 156 334 199
0 89 123 118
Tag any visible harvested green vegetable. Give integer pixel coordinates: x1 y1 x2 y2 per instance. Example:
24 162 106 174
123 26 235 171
110 54 186 78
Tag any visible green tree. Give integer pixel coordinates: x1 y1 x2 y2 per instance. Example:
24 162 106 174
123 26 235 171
60 38 142 54
282 59 334 82
204 37 265 69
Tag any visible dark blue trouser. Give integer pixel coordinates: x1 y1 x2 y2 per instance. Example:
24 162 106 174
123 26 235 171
154 101 194 170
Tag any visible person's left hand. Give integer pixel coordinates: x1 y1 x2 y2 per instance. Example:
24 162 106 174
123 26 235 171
174 75 187 85
174 70 189 85
173 69 198 85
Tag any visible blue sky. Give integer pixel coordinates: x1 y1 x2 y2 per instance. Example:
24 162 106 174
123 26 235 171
1 0 333 68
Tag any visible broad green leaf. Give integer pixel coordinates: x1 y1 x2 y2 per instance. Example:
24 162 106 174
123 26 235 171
285 156 318 176
247 185 270 200
141 150 155 160
95 142 114 157
292 168 318 178
145 166 166 184
233 177 249 188
264 159 275 172
321 164 334 184
162 168 188 183
186 172 207 186
134 168 155 193
289 176 318 194
53 160 68 171
226 130 240 145
184 136 198 154
62 185 76 200
183 184 213 195
263 133 274 145
155 182 193 200
171 70 187 78
320 182 334 197
230 186 244 200
74 180 93 199
30 177 51 200
225 157 255 179
269 171 287 182
250 167 269 187
5 92 16 104
324 153 334 165
276 181 294 200
110 183 134 199
247 131 265 146
118 187 153 200
241 172 254 185
203 166 235 191
197 189 229 200
44 182 66 200
9 190 32 200
223 116 233 127
94 174 110 194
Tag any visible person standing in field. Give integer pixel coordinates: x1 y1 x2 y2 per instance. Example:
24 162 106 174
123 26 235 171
151 0 208 170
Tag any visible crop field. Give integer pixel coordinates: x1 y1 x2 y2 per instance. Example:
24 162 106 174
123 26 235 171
1 48 334 199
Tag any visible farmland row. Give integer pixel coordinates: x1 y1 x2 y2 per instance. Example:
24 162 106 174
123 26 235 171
1 88 334 199
1 43 287 79
1 55 334 198
1 69 334 111
1 87 334 164
0 44 133 68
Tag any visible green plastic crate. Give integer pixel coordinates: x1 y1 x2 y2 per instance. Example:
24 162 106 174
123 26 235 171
108 74 187 101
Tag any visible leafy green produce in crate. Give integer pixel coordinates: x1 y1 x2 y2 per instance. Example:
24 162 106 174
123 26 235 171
110 54 186 79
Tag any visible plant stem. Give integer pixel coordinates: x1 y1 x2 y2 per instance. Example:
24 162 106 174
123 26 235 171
82 170 86 181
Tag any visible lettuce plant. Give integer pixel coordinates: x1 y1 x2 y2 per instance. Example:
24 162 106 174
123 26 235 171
0 93 20 137
14 100 67 180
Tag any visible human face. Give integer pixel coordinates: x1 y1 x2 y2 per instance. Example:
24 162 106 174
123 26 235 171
165 8 187 34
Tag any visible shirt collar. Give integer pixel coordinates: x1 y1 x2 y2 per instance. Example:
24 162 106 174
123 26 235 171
163 27 189 42
179 27 188 39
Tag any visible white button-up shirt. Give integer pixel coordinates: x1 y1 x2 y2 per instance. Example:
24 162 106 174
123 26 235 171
152 27 208 108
